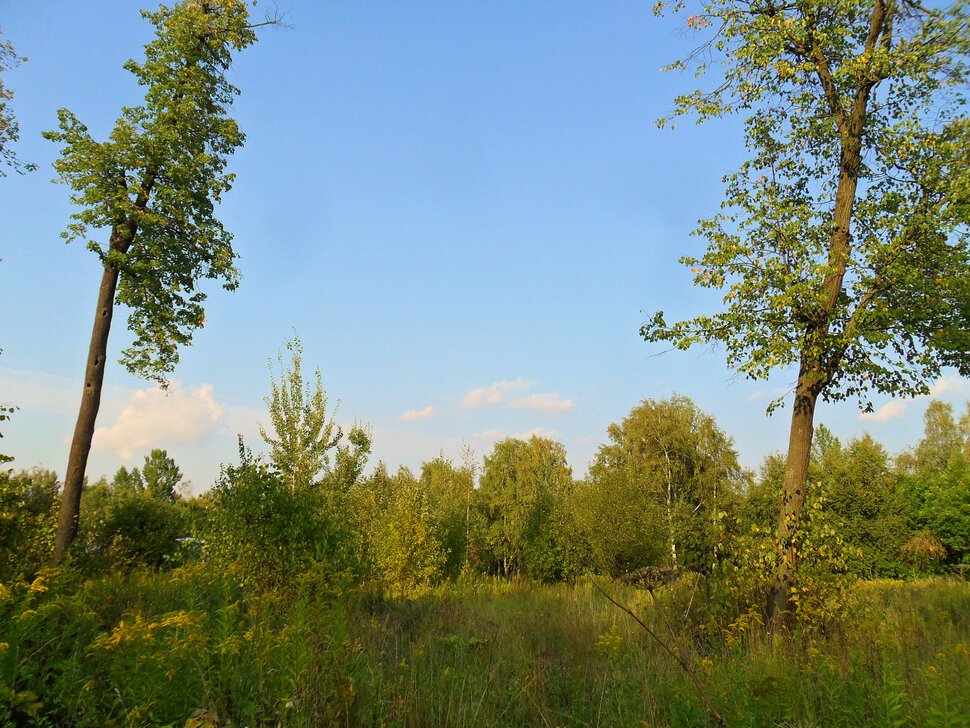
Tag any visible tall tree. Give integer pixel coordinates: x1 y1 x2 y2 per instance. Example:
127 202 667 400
474 436 574 579
643 1 970 626
47 0 268 561
420 456 475 578
899 400 964 475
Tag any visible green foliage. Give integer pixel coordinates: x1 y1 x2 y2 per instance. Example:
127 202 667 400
644 2 970 404
0 28 34 176
93 491 187 569
419 456 475 579
0 566 358 726
901 533 948 572
3 572 968 727
896 402 970 566
328 423 373 494
203 440 353 592
0 469 58 584
43 0 259 381
473 436 579 580
899 400 967 475
260 336 343 492
815 432 911 577
579 396 742 576
735 453 784 532
111 464 144 494
72 476 188 571
351 465 447 594
720 493 860 632
141 448 183 502
918 458 970 565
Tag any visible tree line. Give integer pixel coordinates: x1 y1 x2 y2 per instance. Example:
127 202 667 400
4 342 967 624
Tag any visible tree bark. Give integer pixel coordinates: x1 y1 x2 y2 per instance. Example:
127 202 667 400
54 239 127 561
769 362 820 629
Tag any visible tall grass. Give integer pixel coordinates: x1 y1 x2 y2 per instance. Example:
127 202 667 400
2 570 968 726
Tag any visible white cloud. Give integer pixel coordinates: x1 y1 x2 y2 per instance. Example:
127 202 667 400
473 428 504 441
400 405 435 422
0 366 127 416
461 378 532 408
511 426 558 441
930 375 970 398
93 381 224 459
859 400 907 424
747 390 765 402
509 392 574 412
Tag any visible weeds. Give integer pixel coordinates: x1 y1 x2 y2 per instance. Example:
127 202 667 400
1 571 968 726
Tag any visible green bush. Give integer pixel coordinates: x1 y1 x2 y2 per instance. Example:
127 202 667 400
0 468 58 584
202 441 354 592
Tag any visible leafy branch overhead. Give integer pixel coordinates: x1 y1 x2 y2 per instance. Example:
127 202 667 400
644 0 970 412
43 0 262 383
0 28 35 177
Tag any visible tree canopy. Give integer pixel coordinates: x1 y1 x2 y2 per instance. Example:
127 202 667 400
643 0 970 626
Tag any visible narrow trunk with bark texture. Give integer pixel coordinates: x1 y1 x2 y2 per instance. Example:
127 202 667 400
769 365 819 628
767 31 876 625
54 223 135 561
55 263 121 560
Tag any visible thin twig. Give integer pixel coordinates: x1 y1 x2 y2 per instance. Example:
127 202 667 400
590 578 726 727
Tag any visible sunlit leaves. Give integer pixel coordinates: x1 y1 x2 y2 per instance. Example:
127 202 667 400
43 0 256 381
644 0 970 409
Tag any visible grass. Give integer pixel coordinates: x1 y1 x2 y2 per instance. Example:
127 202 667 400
2 569 968 726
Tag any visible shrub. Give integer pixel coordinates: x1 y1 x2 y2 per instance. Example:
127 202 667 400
202 440 354 593
901 533 948 573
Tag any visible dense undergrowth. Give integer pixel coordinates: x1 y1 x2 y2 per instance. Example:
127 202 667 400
2 569 968 727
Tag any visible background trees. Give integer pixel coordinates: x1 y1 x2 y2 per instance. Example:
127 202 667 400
578 396 743 576
643 0 970 625
473 436 579 581
898 401 970 566
46 0 264 560
260 337 343 493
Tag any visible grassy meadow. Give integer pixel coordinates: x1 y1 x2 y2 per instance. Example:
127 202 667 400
2 569 968 727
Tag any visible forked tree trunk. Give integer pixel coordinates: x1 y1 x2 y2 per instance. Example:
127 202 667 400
54 258 122 562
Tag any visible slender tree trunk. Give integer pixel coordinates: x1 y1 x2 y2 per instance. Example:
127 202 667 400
769 363 820 629
54 257 123 561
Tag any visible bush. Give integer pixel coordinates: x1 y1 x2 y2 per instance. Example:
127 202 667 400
901 533 948 573
0 469 58 584
715 492 859 634
202 441 354 593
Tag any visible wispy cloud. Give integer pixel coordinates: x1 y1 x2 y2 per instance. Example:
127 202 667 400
511 426 557 441
930 375 970 398
469 428 504 445
400 405 435 422
747 390 765 402
461 378 532 408
509 392 574 412
859 400 907 424
93 381 225 459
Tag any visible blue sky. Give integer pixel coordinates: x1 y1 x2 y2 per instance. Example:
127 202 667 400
1 1 966 491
